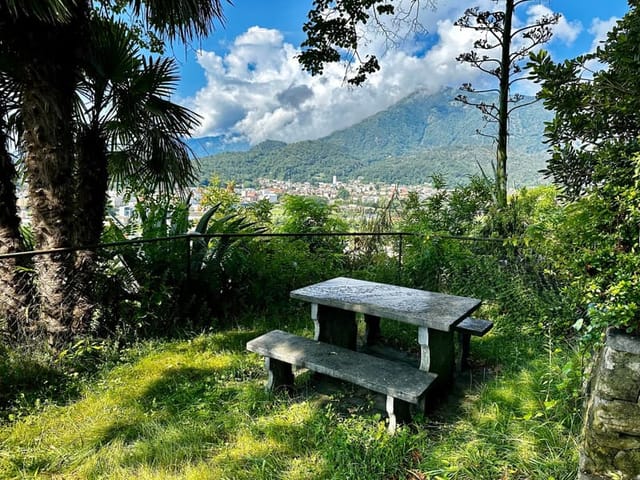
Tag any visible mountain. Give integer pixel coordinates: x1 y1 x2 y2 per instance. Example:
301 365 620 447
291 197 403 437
197 87 553 186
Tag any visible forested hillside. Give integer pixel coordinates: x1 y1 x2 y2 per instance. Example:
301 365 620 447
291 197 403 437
197 87 552 185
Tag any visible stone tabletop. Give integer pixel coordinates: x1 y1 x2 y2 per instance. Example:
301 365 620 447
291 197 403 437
290 276 481 331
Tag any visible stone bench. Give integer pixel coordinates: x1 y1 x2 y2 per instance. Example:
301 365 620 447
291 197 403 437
454 317 493 370
246 329 438 433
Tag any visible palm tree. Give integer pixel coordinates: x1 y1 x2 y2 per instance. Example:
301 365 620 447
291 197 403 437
0 0 85 338
77 18 200 246
0 0 229 343
71 18 201 327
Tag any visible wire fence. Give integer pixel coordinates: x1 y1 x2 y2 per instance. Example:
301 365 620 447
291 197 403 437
0 231 570 341
0 232 412 339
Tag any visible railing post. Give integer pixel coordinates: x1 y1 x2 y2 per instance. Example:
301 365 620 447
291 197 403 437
186 234 191 283
397 234 404 283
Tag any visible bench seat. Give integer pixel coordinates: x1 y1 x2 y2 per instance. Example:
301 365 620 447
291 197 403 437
247 329 437 432
454 317 493 370
455 317 493 336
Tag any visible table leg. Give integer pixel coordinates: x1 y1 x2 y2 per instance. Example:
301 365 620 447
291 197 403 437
364 314 381 346
418 326 455 386
312 303 357 350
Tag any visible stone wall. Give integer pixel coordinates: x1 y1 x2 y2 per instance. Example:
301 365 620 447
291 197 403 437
579 328 640 480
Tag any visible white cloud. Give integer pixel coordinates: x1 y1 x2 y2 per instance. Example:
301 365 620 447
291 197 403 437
185 12 489 145
526 4 582 46
589 17 619 52
184 1 584 145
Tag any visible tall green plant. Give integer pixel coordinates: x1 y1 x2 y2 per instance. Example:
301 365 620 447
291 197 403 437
97 196 263 336
401 174 493 236
455 2 558 208
278 195 348 256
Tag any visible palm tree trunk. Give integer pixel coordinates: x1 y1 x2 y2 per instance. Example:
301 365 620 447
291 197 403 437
21 13 82 338
22 85 77 338
72 126 110 329
0 113 31 337
18 2 91 342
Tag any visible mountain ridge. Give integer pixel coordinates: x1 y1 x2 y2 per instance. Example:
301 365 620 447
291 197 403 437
196 87 552 186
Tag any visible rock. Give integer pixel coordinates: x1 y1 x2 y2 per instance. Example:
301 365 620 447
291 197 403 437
596 345 640 402
613 450 640 478
594 399 640 436
580 329 640 480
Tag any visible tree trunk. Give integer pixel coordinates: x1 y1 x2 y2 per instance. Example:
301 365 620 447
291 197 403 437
76 128 109 247
72 126 110 330
23 87 77 339
20 10 86 341
0 112 32 337
496 0 514 209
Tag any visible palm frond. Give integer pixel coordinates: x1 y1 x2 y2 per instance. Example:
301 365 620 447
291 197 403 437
128 0 230 43
1 0 76 23
75 18 142 126
73 20 200 198
109 56 199 142
111 129 197 195
84 18 141 85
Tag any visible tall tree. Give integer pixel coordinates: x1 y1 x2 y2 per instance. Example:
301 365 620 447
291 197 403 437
454 1 559 208
0 0 229 343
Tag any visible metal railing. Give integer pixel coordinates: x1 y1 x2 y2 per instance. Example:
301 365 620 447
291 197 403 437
0 231 414 280
2 231 564 341
0 231 414 337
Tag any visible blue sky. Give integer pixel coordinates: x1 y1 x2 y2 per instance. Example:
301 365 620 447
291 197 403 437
172 0 630 145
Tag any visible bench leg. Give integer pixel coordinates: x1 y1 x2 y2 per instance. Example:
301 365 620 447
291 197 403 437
386 395 412 434
364 314 381 346
265 357 294 393
418 327 455 395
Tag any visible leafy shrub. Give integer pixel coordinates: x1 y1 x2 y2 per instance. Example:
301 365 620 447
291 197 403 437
401 174 493 236
401 181 576 333
277 195 349 254
240 237 348 310
481 185 561 237
545 180 640 342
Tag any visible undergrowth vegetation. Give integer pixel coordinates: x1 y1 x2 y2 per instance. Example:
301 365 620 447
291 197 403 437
0 177 592 479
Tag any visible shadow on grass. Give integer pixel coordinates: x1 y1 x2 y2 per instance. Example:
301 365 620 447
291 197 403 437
80 353 333 479
84 349 423 478
0 349 78 420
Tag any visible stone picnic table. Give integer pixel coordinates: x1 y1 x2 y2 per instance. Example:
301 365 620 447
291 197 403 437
290 276 482 386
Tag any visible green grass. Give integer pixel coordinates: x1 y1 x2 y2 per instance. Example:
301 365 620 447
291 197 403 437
0 315 581 480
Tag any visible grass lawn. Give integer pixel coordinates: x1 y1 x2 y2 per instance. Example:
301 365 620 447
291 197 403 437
0 313 581 479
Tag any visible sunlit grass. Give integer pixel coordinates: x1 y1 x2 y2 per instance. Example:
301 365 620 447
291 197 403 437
0 317 581 479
